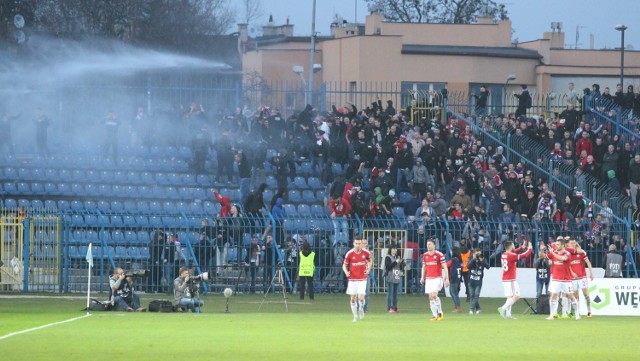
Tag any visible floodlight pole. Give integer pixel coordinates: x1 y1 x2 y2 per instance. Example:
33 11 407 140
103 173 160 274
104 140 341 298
615 24 627 88
308 0 317 106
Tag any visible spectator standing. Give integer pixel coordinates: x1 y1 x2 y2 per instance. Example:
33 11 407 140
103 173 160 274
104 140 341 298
533 248 551 299
513 85 532 119
384 243 404 312
604 244 624 278
473 85 489 117
447 248 463 313
298 240 315 300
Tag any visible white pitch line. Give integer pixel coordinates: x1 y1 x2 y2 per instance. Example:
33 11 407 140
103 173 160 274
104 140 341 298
0 314 91 340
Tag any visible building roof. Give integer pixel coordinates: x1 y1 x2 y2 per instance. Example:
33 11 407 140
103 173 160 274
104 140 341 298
402 44 541 60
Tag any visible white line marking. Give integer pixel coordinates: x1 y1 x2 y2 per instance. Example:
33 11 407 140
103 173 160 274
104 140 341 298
0 314 91 340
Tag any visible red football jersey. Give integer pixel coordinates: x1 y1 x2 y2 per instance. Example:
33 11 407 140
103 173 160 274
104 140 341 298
344 249 371 281
569 251 588 279
501 246 532 281
549 249 572 281
422 251 445 279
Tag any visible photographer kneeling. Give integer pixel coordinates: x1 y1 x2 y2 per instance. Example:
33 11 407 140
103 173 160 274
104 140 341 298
110 267 145 312
174 267 204 313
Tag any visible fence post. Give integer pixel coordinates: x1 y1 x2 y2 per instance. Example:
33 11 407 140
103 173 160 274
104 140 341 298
441 216 451 257
62 220 70 293
234 80 242 110
320 82 326 111
506 133 512 164
266 213 292 290
146 71 152 115
22 217 30 292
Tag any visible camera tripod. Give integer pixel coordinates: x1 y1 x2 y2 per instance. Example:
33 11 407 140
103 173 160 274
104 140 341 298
258 264 289 312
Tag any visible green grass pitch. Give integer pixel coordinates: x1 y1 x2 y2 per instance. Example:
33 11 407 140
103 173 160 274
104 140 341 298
0 293 636 360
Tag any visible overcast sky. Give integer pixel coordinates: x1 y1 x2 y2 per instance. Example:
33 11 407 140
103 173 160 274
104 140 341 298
236 0 639 50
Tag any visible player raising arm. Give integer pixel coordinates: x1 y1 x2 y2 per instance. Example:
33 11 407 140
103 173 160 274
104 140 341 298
498 239 532 319
546 238 581 320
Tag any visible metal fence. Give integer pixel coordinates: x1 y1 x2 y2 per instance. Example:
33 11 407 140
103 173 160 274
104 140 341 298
1 206 638 294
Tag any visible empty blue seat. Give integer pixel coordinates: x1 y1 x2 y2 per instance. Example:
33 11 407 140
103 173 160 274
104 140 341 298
86 170 99 182
283 204 297 217
149 201 162 213
155 173 169 185
3 167 18 180
111 201 123 212
124 230 137 243
112 230 125 243
100 170 114 183
163 201 176 213
57 183 71 196
302 190 316 203
44 200 57 209
70 200 84 211
3 182 17 194
128 247 142 260
44 169 58 181
110 216 124 227
31 182 44 194
84 183 97 195
72 170 86 182
392 207 405 218
168 173 181 185
124 201 136 212
97 201 110 212
71 183 84 195
71 214 84 226
149 216 163 227
310 204 325 217
298 162 312 176
178 187 191 198
123 215 136 227
293 177 308 189
189 201 203 214
115 246 129 259
196 174 209 186
98 184 112 197
138 185 152 198
112 184 124 196
124 185 137 197
138 247 150 259
288 190 302 203
298 204 311 217
57 200 70 211
16 182 29 195
31 168 45 181
183 173 196 185
308 177 322 190
176 202 189 213
136 201 150 212
266 175 278 188
17 168 31 180
83 200 97 211
166 186 179 200
32 200 44 209
135 216 149 227
192 187 206 199
137 231 150 244
140 172 154 183
58 169 72 181
127 171 141 185
331 163 343 176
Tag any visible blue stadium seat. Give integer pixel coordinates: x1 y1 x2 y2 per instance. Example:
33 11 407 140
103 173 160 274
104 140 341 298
113 171 126 182
70 200 84 211
298 204 311 217
288 190 302 203
111 185 124 197
68 246 79 259
283 219 295 232
293 177 308 189
196 174 210 186
72 170 86 182
17 199 29 209
98 184 112 197
123 215 136 227
283 204 297 217
58 169 72 182
99 170 114 183
127 171 141 185
140 172 154 183
44 200 57 210
3 198 16 208
124 185 137 197
115 246 129 259
149 216 163 227
31 182 44 195
137 231 150 244
183 173 196 185
44 169 58 181
162 216 180 228
302 190 316 203
192 187 206 199
263 189 273 204
71 214 84 226
138 247 150 259
3 167 18 180
124 230 137 244
110 216 124 227
163 201 176 213
176 201 189 213
32 168 45 181
3 182 17 194
166 186 180 200
316 190 326 202
308 177 322 190
84 183 97 196
71 183 85 196
189 201 203 214
294 219 307 233
266 175 278 188
178 187 192 198
155 173 169 185
310 204 325 217
17 168 31 180
111 201 123 212
57 183 72 196
298 162 312 176
168 173 181 185
16 182 30 195
149 201 162 213
203 201 219 215
82 200 96 211
97 201 111 212
226 248 237 263
124 201 136 212
138 186 152 198
57 200 70 211
152 186 166 198
136 201 150 212
331 163 343 176
179 146 192 158
86 170 99 182
112 230 125 244
32 200 44 209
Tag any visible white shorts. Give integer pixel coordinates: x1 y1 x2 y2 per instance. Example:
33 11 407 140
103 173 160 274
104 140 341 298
346 280 367 296
572 278 588 291
424 278 443 294
502 281 520 297
549 280 574 294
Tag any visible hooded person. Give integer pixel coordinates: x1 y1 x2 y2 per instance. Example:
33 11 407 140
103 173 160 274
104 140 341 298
607 170 621 193
271 198 286 221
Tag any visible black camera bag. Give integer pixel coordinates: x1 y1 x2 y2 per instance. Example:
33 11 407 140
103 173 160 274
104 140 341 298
149 299 175 312
86 298 111 311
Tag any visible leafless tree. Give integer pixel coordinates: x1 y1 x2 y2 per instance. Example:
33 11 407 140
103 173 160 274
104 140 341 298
366 0 508 24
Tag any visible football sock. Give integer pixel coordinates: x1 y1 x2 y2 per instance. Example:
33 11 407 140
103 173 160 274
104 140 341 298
436 298 442 314
572 299 579 316
503 298 514 309
550 297 559 317
350 302 358 317
430 300 438 317
585 295 591 313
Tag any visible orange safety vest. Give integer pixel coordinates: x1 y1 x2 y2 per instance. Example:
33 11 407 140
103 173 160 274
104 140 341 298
460 250 471 272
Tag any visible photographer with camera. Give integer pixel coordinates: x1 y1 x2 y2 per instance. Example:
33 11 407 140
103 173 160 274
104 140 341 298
110 267 145 312
467 249 490 314
384 243 404 313
174 267 204 313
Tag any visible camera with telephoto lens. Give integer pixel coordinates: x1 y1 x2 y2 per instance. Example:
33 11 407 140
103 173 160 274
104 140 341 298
188 272 211 283
125 269 149 278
